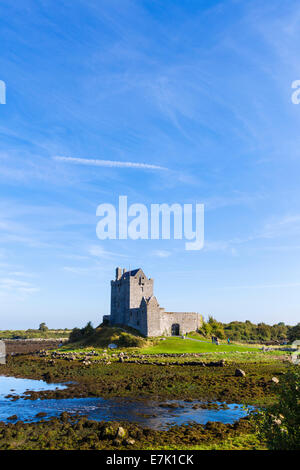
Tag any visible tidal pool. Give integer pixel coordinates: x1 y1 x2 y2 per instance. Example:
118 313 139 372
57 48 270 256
0 376 250 430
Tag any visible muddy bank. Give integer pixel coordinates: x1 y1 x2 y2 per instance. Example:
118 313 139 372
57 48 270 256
0 354 290 405
4 339 67 355
0 412 255 450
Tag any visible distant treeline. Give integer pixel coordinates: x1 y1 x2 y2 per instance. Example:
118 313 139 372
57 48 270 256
198 317 300 343
69 318 300 345
0 326 71 340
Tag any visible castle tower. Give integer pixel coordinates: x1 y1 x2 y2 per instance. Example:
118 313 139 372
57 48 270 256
110 268 153 327
108 267 203 337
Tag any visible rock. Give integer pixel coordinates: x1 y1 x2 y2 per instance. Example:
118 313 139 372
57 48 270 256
235 368 246 377
35 412 47 418
102 426 115 439
42 372 53 382
7 415 18 420
125 438 135 445
271 377 279 384
112 438 122 446
116 426 126 438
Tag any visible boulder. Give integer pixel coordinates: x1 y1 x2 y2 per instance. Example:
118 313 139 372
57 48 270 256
102 426 115 439
125 438 135 445
235 368 246 377
271 377 279 384
116 426 126 438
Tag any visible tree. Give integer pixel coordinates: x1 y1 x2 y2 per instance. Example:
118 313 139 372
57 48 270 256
288 323 300 343
39 323 48 332
69 322 95 343
69 327 83 343
82 321 94 337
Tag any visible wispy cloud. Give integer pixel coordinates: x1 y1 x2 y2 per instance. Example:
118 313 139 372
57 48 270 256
53 156 168 171
152 250 171 258
220 282 300 290
204 212 300 255
0 277 39 297
203 241 237 256
88 245 128 259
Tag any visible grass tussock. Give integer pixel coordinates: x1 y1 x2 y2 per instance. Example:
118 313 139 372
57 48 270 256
67 325 147 349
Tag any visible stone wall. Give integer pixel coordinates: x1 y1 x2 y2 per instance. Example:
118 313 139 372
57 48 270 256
145 297 162 337
129 274 153 309
126 307 148 336
110 276 130 325
160 312 203 336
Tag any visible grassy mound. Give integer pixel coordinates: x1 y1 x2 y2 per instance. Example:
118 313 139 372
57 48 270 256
68 324 147 349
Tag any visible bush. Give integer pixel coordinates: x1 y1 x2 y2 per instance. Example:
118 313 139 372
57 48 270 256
69 322 95 343
251 369 300 450
69 328 83 343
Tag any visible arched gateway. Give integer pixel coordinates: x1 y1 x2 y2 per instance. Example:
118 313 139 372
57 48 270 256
171 323 180 336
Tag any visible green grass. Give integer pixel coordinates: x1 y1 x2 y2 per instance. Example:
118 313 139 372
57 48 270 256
141 336 259 354
144 433 266 450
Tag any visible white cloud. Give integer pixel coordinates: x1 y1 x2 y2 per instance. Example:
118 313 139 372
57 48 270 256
0 277 39 297
88 245 128 259
54 156 168 171
220 282 300 290
152 250 171 258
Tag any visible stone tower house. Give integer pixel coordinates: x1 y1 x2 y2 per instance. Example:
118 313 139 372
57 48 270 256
106 267 203 337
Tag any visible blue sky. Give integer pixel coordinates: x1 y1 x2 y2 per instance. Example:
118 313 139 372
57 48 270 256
1 0 300 329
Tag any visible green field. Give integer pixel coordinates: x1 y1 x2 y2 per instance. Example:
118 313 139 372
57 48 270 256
141 336 259 354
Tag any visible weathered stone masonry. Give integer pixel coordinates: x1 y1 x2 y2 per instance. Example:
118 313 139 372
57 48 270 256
104 267 203 337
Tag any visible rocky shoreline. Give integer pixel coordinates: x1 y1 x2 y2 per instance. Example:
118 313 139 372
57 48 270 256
0 411 257 450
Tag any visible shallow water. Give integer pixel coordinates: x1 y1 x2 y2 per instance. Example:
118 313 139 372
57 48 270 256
0 376 249 430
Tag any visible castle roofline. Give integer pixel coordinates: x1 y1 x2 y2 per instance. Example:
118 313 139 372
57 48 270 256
116 267 149 281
